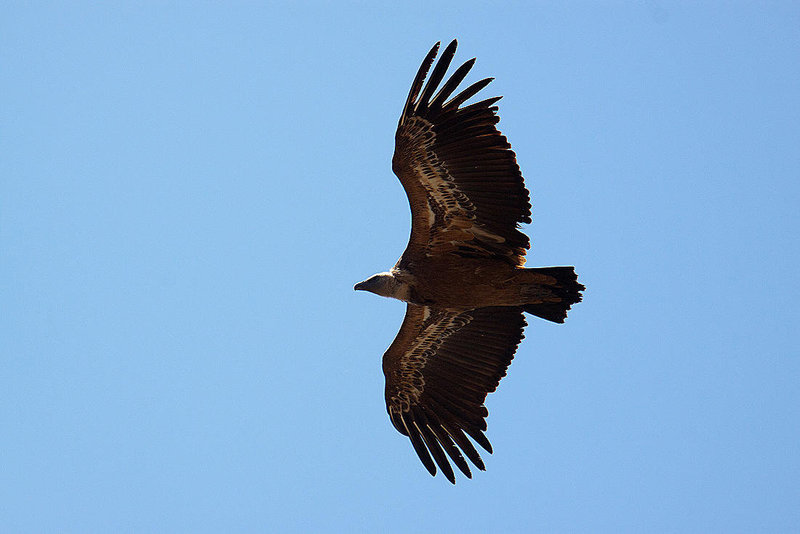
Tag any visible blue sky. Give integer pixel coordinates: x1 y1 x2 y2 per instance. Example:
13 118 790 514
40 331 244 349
2 2 799 532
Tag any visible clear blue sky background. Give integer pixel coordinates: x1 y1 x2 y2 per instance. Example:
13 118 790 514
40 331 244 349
2 2 799 532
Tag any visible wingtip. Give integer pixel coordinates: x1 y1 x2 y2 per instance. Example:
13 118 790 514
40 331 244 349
423 461 437 477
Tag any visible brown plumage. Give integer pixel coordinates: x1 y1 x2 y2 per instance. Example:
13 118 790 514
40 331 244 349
355 40 585 483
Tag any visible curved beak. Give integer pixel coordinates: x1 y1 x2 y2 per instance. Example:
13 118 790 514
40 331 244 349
354 281 366 291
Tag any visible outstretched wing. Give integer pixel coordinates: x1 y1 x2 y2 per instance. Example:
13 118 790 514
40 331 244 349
382 303 527 483
392 40 532 267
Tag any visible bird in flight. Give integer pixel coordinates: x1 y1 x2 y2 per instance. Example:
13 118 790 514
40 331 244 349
355 40 584 483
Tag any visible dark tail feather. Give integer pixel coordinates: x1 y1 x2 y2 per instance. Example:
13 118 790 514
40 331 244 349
521 266 584 324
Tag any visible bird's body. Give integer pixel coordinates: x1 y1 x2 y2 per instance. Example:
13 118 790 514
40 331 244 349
355 40 584 483
360 258 577 313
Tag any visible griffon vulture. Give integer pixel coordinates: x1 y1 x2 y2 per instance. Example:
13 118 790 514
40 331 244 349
355 40 584 483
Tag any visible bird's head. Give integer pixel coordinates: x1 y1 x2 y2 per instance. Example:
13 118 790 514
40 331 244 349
354 272 397 298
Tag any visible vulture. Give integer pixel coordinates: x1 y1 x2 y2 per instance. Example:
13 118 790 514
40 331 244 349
355 40 584 483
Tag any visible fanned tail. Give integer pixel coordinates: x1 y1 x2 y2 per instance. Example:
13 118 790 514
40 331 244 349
521 266 584 323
